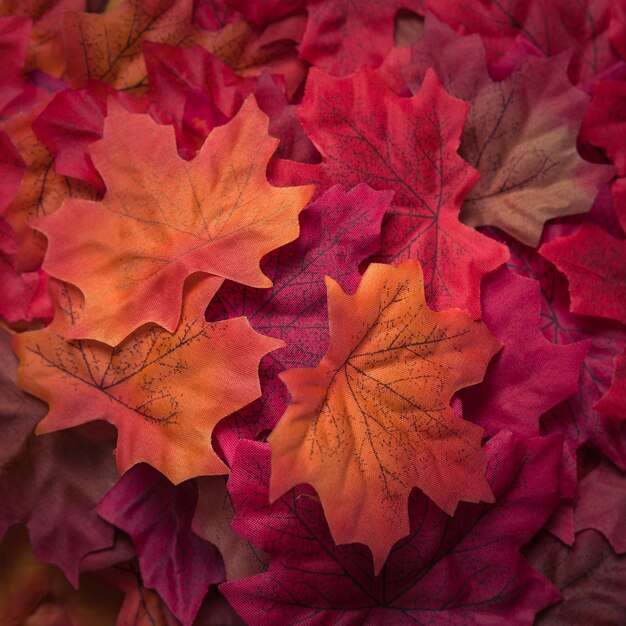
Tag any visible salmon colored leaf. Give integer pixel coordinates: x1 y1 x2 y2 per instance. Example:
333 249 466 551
192 476 269 581
0 329 119 586
2 97 97 272
299 0 423 76
284 65 507 316
0 217 52 323
460 267 589 438
96 464 224 625
12 275 283 483
402 17 613 247
424 0 617 84
63 0 255 93
38 96 314 345
525 530 626 625
595 349 626 420
211 184 390 459
268 260 500 572
541 223 626 326
222 432 563 625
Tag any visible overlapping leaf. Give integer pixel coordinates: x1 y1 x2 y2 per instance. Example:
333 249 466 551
38 96 314 345
13 276 282 482
269 260 500 571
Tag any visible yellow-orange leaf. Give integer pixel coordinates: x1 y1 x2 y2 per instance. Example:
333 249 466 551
38 95 314 345
13 275 283 483
268 260 500 572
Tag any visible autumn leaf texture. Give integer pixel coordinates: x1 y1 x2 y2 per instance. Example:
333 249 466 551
5 0 626 623
269 261 500 571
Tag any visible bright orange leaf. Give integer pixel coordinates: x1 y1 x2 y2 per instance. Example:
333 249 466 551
2 99 96 272
63 0 267 93
38 95 314 346
268 260 500 572
13 275 283 483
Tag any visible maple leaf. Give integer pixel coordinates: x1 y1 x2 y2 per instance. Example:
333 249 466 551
278 65 507 317
224 0 305 25
268 260 500 572
63 0 258 93
0 0 85 77
222 432 563 624
299 0 423 76
424 0 617 84
0 129 24 215
525 529 626 625
12 275 283 483
459 267 589 438
0 217 52 323
192 475 270 581
211 184 390 461
0 16 31 114
541 223 626 326
595 349 626 420
0 525 123 626
38 96 314 345
0 328 118 586
96 464 224 625
401 16 613 247
572 453 626 554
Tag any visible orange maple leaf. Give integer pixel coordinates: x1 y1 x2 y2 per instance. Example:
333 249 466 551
268 260 500 572
1 99 96 272
37 95 314 345
63 0 266 93
12 275 283 483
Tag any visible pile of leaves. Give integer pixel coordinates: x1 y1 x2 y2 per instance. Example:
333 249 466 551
2 0 626 624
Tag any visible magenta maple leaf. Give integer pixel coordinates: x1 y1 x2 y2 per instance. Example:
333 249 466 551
96 464 225 626
459 267 588 438
212 184 390 461
0 329 118 586
274 65 507 317
221 430 563 625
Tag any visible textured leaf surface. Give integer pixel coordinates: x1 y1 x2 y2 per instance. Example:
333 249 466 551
282 65 507 316
460 267 588 437
39 96 313 345
269 260 500 571
97 464 224 625
526 530 626 625
595 349 626 420
424 0 617 84
222 432 562 625
541 223 626 326
402 17 612 246
13 276 282 482
0 329 118 586
212 184 390 459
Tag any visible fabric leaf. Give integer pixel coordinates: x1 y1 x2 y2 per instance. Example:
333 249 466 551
13 275 283 483
280 65 507 317
401 16 613 246
268 260 500 572
38 95 314 345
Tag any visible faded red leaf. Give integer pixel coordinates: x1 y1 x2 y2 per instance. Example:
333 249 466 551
13 276 282 483
0 0 86 77
96 464 224 625
211 184 390 461
269 260 500 571
541 223 626 326
1 97 97 272
222 432 563 624
299 0 423 76
278 65 507 317
424 0 617 84
0 217 52 323
0 328 118 586
460 267 588 438
401 16 613 246
192 476 269 581
38 96 313 345
525 529 626 625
